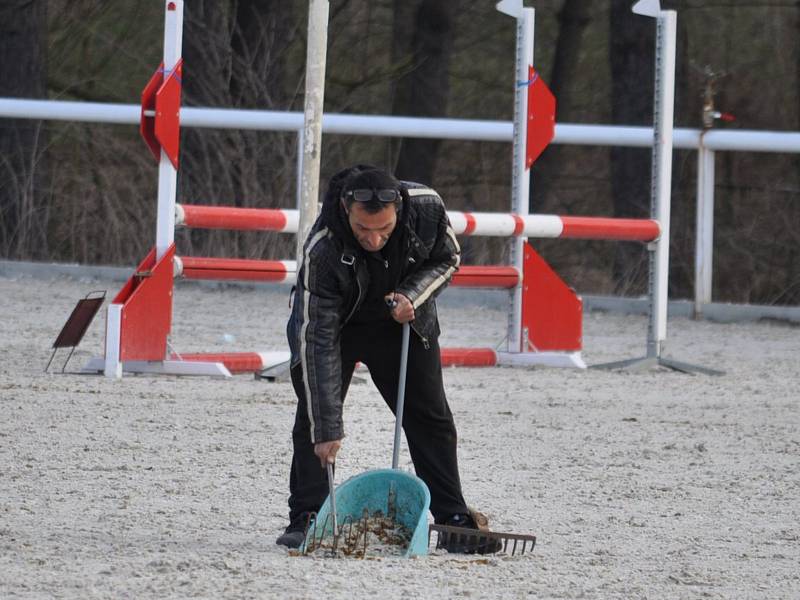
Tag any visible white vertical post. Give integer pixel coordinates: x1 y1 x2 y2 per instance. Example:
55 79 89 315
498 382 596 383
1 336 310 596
103 305 123 378
296 0 330 264
155 0 184 260
694 142 715 317
295 128 305 210
648 9 677 358
105 0 183 378
507 7 535 353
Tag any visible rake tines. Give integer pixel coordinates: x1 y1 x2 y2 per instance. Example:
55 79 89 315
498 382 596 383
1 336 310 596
428 524 536 556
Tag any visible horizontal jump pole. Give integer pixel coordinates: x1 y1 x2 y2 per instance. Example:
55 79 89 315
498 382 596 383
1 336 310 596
174 256 520 288
4 98 800 152
177 204 298 232
176 204 660 242
172 348 503 372
172 352 281 374
172 347 581 372
440 347 498 367
174 256 296 283
173 348 503 371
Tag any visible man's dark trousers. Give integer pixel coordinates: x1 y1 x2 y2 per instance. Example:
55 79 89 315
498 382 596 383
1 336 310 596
287 318 469 524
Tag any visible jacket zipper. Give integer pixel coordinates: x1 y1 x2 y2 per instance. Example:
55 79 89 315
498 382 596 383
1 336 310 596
410 322 430 350
342 260 363 325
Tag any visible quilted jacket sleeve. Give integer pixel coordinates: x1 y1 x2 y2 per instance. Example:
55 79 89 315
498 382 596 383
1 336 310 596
395 194 461 309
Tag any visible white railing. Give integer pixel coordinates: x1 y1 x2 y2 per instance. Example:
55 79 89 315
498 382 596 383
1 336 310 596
2 96 799 315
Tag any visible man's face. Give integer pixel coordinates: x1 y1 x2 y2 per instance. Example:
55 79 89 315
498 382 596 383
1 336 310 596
344 201 398 252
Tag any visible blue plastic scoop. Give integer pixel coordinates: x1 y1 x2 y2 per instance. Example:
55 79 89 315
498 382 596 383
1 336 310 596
303 322 431 557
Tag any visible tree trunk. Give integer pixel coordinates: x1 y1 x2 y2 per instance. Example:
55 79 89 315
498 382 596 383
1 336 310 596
608 0 655 294
179 1 238 254
0 0 48 258
230 0 297 109
530 0 594 212
181 1 232 108
178 1 299 261
391 0 456 184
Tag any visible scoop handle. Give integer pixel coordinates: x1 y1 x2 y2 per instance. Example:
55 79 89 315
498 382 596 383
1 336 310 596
391 322 411 470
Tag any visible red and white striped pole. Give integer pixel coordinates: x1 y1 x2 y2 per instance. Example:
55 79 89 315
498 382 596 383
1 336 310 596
175 203 660 242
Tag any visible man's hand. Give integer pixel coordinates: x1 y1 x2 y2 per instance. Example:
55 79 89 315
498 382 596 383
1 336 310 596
314 440 341 468
385 292 415 323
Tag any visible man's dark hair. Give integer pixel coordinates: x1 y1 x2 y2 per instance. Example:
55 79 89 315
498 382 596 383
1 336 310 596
338 166 402 214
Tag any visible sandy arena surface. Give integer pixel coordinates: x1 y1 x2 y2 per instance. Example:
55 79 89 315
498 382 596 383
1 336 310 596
1 274 798 599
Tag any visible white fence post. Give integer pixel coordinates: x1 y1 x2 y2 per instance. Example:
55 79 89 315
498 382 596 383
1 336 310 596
296 0 330 265
647 9 676 359
694 141 715 317
155 0 183 261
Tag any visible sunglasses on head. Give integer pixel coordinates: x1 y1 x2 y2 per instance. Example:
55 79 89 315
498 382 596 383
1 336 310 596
342 188 400 203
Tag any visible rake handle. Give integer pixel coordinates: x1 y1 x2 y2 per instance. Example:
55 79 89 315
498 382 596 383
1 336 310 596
391 322 411 470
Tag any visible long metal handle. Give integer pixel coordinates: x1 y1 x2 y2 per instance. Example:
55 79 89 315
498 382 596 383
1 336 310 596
326 462 337 536
391 322 411 470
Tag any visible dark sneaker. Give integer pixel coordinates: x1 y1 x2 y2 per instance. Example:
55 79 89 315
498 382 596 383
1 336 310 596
438 510 503 554
276 529 306 549
276 513 311 549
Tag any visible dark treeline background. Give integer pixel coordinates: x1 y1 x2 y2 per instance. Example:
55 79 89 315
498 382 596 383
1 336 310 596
1 0 798 304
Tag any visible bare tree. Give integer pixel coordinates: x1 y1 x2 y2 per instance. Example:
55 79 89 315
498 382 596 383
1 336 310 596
390 0 457 184
608 0 654 295
177 0 299 261
530 0 594 213
230 0 298 109
0 0 48 258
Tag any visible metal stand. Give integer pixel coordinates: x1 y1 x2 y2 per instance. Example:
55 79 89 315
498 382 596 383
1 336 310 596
593 355 723 376
593 5 722 376
46 291 106 373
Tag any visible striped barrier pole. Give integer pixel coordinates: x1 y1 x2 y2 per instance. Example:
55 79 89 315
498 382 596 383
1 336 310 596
173 257 522 289
176 203 660 242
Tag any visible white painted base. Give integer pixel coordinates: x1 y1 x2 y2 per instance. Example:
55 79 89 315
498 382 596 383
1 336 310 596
256 351 291 370
104 304 123 379
496 351 586 369
83 357 232 378
256 351 291 380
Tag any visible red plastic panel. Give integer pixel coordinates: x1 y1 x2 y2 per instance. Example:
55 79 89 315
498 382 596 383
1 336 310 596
140 62 163 163
521 242 582 352
180 205 289 232
116 245 175 361
440 347 497 367
155 58 182 169
526 66 556 168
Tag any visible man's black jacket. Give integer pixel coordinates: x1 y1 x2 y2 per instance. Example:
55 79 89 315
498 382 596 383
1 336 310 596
286 182 461 444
